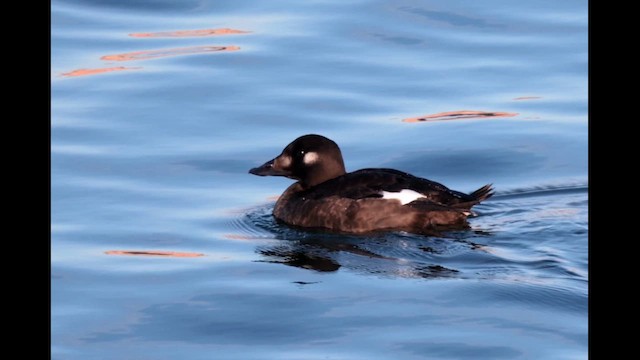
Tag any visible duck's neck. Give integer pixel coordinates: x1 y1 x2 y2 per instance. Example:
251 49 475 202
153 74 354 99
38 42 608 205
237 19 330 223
302 159 346 188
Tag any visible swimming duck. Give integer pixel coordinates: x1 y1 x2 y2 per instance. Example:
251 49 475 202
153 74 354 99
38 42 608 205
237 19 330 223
249 134 493 235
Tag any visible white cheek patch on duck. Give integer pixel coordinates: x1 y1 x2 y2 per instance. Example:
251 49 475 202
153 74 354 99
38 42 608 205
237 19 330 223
277 155 292 168
303 152 319 165
381 189 426 205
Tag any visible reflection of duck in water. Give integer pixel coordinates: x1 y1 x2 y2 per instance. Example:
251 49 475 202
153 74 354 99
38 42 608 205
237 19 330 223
255 234 466 279
250 134 493 235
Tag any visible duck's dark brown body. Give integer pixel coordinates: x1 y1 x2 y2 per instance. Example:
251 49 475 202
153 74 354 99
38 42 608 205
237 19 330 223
274 183 470 235
250 134 493 235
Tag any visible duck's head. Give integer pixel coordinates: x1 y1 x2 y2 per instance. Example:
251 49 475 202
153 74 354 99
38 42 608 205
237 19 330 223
249 134 346 188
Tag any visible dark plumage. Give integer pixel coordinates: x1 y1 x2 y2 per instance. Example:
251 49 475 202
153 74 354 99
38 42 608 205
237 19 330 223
249 134 493 235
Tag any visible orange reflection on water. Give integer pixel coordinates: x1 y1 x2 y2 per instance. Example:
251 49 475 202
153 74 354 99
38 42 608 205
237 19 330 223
403 110 518 123
105 250 204 257
130 28 250 38
101 45 240 62
61 66 140 77
513 96 541 101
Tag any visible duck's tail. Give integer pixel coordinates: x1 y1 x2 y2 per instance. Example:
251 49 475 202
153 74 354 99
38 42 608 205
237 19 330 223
452 184 494 210
469 184 494 203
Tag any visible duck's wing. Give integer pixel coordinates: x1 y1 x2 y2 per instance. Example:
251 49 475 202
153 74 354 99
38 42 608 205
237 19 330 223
302 168 492 208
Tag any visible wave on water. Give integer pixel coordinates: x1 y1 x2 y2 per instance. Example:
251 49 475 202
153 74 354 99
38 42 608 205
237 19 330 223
491 182 588 200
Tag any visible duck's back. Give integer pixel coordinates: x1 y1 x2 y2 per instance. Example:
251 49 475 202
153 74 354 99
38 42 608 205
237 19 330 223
299 168 488 207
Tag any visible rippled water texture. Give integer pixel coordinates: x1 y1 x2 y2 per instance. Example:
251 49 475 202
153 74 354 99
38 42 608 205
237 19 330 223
52 0 587 358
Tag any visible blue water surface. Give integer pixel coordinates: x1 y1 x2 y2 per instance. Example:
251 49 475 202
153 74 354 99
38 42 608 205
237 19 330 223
51 0 587 359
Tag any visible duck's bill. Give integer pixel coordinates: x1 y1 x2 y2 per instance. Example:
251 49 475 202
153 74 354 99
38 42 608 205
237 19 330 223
249 158 291 177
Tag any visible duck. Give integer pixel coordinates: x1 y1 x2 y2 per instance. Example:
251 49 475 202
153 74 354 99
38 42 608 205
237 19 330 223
249 134 493 235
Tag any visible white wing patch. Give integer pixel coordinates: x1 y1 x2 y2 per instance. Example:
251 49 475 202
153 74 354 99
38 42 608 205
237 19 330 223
381 189 426 205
